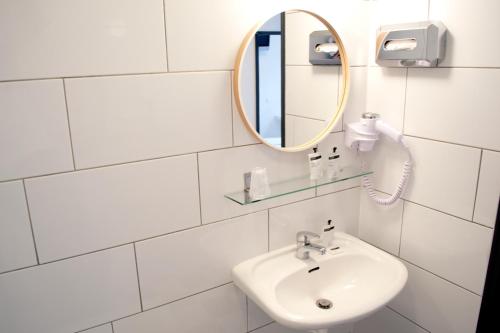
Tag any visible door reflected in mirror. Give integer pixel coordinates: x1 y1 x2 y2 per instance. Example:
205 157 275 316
235 10 348 151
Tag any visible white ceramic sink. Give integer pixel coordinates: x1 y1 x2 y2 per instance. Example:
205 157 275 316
232 232 407 332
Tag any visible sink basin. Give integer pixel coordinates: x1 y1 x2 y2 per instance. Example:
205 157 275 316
232 232 407 331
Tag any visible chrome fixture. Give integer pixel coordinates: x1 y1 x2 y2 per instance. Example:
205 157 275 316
296 231 326 259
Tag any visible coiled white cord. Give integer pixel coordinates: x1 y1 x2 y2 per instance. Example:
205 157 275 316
361 139 413 206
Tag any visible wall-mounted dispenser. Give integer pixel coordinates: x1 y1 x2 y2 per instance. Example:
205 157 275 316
309 30 341 65
376 21 447 67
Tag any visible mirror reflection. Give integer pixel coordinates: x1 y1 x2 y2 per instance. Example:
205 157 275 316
239 11 343 149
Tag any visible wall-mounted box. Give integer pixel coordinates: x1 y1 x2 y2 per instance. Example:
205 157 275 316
376 21 447 67
309 30 341 65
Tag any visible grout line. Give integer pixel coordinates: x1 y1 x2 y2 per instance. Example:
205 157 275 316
267 209 270 252
142 281 233 313
287 113 327 122
0 142 262 185
386 306 431 332
110 322 115 333
248 321 276 333
62 79 77 170
161 0 169 72
133 243 144 312
245 296 249 333
471 149 484 221
400 257 483 297
22 180 40 265
402 68 409 132
196 153 203 225
1 66 500 84
230 71 235 146
404 134 500 153
398 199 406 256
375 188 494 230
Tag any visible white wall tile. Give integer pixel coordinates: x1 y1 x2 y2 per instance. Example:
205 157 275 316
198 144 315 223
400 202 493 294
430 0 500 67
164 0 278 71
66 72 232 169
248 298 273 331
405 68 500 151
113 284 246 333
285 66 340 121
358 190 403 256
269 188 360 250
0 0 166 80
365 67 406 131
369 136 480 220
0 181 37 273
342 67 367 126
0 80 73 181
25 155 200 263
390 262 481 333
81 324 113 333
354 307 428 333
285 115 328 148
474 150 500 227
136 211 268 309
0 245 140 333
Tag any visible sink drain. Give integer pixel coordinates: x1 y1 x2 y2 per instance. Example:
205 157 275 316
315 298 333 309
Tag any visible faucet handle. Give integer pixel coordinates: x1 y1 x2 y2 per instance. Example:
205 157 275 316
296 231 320 245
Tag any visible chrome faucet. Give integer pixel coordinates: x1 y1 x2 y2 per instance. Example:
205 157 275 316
296 231 326 260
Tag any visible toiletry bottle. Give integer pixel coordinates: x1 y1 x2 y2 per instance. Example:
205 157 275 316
322 220 335 246
326 147 340 179
308 147 323 180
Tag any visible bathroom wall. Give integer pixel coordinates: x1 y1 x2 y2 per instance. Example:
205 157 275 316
0 1 370 333
353 0 500 332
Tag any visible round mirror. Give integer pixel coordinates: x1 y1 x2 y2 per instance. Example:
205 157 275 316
234 10 350 152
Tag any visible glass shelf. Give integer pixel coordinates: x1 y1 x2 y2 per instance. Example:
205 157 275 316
224 166 372 205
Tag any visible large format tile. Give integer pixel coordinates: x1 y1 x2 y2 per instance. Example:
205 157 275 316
0 181 37 273
113 284 246 333
400 202 493 294
474 150 500 228
365 67 406 131
0 245 140 333
136 211 268 309
198 144 314 223
342 67 367 126
248 298 273 331
25 155 200 263
285 66 340 121
0 0 166 80
390 262 481 333
405 68 500 151
358 190 403 256
354 307 428 333
269 188 360 250
369 136 480 220
164 0 276 71
66 72 232 169
0 80 73 181
430 0 500 67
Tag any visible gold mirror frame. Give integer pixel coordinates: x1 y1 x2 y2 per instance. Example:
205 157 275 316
233 9 350 152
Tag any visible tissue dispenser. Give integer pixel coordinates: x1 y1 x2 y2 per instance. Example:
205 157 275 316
376 21 447 67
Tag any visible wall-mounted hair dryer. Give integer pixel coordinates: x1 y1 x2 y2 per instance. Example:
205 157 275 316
345 113 413 206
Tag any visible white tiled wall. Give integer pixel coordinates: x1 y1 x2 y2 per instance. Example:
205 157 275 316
1 0 499 333
0 1 369 333
355 0 500 332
